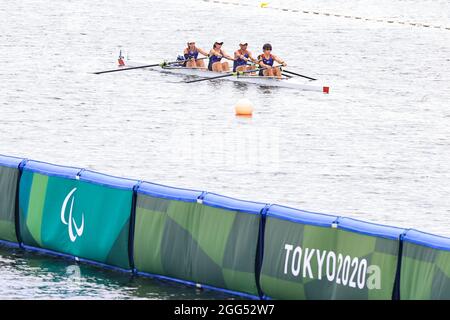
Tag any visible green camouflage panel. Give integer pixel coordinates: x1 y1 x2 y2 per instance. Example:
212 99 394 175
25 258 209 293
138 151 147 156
260 218 399 299
0 166 19 242
400 242 450 299
19 171 133 269
133 194 261 296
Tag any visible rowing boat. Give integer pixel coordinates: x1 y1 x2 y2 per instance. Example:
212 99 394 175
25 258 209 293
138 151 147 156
122 60 330 93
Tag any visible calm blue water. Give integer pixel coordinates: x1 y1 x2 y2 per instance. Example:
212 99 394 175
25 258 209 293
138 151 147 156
0 0 449 298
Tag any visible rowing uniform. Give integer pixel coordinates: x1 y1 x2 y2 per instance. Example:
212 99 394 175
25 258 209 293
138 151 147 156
233 52 249 72
183 49 199 66
184 50 199 60
259 53 274 76
208 53 223 71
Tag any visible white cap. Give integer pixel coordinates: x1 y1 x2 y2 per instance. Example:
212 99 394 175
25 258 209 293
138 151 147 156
187 40 196 44
239 41 248 45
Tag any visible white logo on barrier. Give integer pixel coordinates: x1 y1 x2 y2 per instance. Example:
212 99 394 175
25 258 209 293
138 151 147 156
61 188 85 242
283 244 381 290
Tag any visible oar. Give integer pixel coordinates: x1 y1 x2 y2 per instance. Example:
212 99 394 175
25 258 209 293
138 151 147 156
93 63 165 74
93 57 207 75
185 71 235 83
186 65 283 83
283 70 316 81
245 60 313 80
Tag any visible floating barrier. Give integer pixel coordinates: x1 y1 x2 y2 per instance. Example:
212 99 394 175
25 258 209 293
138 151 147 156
399 230 450 299
260 205 340 299
18 160 137 271
0 153 449 299
259 206 404 299
133 185 264 298
0 155 25 244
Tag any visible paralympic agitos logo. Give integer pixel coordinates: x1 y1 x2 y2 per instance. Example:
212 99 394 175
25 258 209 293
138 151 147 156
60 188 85 242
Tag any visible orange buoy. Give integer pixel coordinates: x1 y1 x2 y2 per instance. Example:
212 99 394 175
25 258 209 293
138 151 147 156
235 98 254 116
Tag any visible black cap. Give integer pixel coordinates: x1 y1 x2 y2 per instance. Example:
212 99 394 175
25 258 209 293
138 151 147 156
263 43 272 50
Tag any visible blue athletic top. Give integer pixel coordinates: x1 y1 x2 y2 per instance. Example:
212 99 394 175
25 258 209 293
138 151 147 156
184 50 199 60
208 52 223 71
260 53 274 66
233 52 249 72
259 53 275 76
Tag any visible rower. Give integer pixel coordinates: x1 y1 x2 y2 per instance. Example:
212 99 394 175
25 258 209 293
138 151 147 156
208 41 234 72
183 40 208 69
233 41 258 73
258 43 287 79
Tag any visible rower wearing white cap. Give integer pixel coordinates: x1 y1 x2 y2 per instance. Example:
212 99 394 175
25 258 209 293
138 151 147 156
208 41 234 72
233 41 258 72
183 40 208 69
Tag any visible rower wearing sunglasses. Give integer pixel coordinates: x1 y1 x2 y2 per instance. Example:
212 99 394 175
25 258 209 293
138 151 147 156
208 41 235 72
183 40 209 69
258 43 287 79
233 41 258 72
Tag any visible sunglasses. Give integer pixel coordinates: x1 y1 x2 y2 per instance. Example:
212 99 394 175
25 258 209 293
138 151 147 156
264 48 272 51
